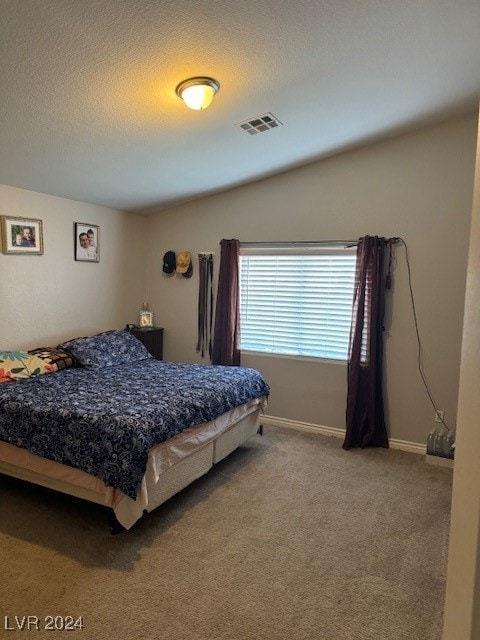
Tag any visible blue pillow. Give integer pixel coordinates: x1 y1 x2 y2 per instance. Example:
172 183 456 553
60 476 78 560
59 330 152 369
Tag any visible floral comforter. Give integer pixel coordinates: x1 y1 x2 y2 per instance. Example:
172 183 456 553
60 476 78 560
0 360 269 498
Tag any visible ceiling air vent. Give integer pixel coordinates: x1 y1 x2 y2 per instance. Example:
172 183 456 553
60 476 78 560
237 113 283 136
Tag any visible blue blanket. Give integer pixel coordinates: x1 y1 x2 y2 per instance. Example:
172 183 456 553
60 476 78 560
0 360 269 498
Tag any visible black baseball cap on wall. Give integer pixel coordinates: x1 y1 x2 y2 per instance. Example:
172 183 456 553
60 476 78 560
162 250 176 275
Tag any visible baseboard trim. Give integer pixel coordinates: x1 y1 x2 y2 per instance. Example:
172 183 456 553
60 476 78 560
263 415 427 456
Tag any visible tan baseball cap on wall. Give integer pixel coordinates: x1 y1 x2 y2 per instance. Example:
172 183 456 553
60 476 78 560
176 251 193 278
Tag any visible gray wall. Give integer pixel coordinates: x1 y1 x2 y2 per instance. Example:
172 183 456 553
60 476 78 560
144 113 477 446
0 185 146 349
443 106 480 640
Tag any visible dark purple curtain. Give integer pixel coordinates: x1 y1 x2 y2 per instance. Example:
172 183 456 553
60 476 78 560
211 239 240 366
343 236 390 450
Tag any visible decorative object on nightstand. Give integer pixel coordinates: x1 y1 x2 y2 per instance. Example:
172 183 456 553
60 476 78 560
139 302 153 328
131 326 164 360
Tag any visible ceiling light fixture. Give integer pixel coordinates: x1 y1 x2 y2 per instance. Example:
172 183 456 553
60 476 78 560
175 76 220 111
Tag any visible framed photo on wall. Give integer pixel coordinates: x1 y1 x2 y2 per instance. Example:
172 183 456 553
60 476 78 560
1 215 44 255
75 222 99 262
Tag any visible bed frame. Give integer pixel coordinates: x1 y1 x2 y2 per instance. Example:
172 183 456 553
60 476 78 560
0 400 264 533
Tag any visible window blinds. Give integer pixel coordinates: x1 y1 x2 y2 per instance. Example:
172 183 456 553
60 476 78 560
239 247 356 360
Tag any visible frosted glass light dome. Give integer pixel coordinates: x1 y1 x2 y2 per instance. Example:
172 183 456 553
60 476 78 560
176 77 220 111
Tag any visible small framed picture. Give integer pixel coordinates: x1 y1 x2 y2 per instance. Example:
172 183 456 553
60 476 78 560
139 311 153 327
1 215 44 255
75 222 99 262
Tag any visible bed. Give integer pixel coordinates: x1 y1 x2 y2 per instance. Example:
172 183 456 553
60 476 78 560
0 330 269 531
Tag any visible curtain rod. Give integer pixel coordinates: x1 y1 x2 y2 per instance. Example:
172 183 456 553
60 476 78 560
241 240 357 248
241 238 400 248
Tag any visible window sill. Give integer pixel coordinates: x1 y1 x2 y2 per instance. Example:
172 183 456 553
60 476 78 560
240 349 348 366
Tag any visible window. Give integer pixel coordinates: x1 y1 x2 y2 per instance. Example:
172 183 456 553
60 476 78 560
239 244 356 361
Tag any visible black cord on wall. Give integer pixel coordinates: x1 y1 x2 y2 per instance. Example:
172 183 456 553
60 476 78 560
397 237 452 432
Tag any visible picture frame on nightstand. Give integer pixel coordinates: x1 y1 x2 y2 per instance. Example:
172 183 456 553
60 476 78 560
138 310 153 327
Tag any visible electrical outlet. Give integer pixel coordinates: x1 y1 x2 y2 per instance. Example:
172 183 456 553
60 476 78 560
435 410 445 423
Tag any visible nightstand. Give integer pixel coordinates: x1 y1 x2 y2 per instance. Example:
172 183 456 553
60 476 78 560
130 327 164 360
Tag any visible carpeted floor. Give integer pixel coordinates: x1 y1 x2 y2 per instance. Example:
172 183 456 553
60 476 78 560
0 426 452 640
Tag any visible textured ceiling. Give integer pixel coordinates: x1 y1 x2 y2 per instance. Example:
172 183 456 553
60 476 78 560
1 0 480 213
